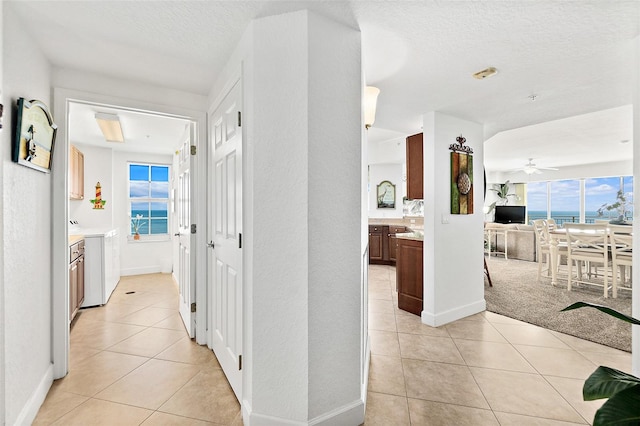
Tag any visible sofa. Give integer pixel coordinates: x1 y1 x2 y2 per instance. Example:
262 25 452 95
484 222 536 262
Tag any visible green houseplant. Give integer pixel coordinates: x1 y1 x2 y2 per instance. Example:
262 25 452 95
561 302 640 425
486 180 516 213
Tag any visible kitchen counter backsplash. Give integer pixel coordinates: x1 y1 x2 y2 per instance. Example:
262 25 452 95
403 199 424 216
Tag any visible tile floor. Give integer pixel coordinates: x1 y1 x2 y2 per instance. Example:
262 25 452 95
365 264 632 425
35 267 632 425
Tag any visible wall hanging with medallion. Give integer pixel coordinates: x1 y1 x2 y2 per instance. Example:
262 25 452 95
449 135 473 214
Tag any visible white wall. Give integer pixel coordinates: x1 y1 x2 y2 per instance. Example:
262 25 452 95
113 151 173 276
0 2 5 421
632 34 639 376
68 144 114 228
234 10 363 424
368 137 405 165
369 163 403 218
423 112 486 326
2 6 55 424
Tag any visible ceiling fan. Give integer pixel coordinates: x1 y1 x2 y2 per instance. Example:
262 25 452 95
513 158 559 175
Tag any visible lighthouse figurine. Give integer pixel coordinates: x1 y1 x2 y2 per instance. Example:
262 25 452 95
90 182 106 209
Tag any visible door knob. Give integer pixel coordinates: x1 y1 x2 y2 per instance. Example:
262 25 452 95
174 233 180 236
207 241 215 249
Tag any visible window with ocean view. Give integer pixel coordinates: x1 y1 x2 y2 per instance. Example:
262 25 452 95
129 163 170 236
526 175 633 225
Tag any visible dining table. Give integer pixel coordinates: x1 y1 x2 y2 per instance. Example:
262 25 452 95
548 224 633 288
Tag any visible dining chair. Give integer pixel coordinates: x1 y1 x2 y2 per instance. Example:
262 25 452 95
532 219 551 282
564 223 612 297
608 224 632 298
546 218 558 231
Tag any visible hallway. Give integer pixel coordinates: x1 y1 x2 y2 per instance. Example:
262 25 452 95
34 274 241 425
34 268 632 424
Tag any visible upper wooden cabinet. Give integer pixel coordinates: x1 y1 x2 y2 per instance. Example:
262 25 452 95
69 145 84 200
406 133 423 200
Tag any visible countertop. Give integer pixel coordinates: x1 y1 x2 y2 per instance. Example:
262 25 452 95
68 234 84 246
395 231 424 242
369 218 424 240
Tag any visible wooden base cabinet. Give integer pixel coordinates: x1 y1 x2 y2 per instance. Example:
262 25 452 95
396 238 423 316
369 225 406 265
69 239 85 322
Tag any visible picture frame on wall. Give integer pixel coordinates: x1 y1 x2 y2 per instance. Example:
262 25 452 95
377 180 396 209
12 98 57 173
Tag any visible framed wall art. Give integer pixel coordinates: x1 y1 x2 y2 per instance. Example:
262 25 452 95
450 135 474 214
377 180 396 209
12 98 58 173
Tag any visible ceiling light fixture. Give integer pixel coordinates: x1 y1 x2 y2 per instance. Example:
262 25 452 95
95 112 124 143
364 86 380 130
472 67 498 80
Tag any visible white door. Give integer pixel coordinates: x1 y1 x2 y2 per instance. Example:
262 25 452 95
208 80 242 399
175 126 196 337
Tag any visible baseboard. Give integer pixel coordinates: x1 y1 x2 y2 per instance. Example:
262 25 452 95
422 298 486 327
243 398 365 426
120 266 164 276
14 363 53 426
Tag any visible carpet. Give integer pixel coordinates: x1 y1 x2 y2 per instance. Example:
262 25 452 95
484 256 632 352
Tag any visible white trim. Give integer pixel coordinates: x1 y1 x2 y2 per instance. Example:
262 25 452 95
421 299 487 327
14 364 53 426
243 399 365 426
52 87 208 380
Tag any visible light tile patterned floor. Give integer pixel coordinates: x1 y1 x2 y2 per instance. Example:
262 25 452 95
365 264 632 426
35 268 632 425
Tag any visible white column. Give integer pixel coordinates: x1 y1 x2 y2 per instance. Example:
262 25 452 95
632 34 639 377
422 112 486 326
246 10 364 424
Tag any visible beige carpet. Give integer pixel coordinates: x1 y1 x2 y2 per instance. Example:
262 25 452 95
484 256 632 352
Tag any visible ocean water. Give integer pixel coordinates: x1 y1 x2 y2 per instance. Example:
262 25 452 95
528 210 629 225
131 208 168 234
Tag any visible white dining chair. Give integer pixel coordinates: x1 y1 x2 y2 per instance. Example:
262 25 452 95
532 219 567 283
564 223 612 297
608 224 633 298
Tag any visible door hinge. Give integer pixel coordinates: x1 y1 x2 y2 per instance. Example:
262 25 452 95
239 355 242 370
190 302 196 313
239 233 242 249
238 111 242 127
190 145 197 155
191 224 196 234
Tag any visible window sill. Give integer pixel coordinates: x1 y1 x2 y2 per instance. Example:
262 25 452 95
127 234 171 243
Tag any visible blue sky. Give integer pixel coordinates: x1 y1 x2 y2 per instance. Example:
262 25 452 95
527 176 633 212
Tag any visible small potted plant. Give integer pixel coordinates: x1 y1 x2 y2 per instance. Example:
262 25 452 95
131 214 146 240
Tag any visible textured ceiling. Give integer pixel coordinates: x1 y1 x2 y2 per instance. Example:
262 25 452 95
6 1 639 166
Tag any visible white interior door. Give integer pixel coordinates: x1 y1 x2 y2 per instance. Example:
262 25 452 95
208 80 243 399
176 127 196 337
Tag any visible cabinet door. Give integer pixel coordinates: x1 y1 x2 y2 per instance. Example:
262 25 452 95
396 239 424 315
406 133 423 200
388 234 398 262
69 260 78 319
369 227 384 261
77 255 85 308
77 150 84 199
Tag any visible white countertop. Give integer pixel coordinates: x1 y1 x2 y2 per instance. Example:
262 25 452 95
396 231 424 241
69 226 118 238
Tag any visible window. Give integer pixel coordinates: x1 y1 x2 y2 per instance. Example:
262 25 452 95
129 163 170 236
550 180 580 225
526 181 548 222
585 176 620 221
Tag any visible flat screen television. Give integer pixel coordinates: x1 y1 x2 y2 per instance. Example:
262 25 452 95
495 205 526 224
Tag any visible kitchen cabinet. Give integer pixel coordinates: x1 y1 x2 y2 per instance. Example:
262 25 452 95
369 225 406 265
396 237 423 315
388 225 406 263
69 239 85 321
368 225 384 262
406 133 423 200
69 144 84 200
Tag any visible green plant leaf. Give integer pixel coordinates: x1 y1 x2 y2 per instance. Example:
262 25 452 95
583 366 640 400
592 384 640 426
561 302 640 325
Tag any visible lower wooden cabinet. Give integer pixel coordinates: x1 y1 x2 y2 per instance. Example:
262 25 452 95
369 225 406 265
396 237 423 316
69 239 85 322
